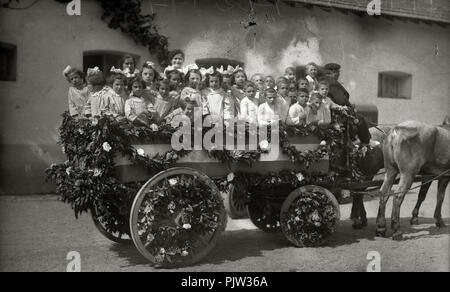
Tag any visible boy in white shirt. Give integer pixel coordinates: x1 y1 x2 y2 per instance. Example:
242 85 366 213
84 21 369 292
287 88 308 126
258 88 280 126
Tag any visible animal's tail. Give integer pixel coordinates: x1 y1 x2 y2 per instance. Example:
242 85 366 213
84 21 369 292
390 125 420 142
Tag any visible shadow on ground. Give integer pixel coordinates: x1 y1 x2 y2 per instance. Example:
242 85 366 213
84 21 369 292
108 217 449 268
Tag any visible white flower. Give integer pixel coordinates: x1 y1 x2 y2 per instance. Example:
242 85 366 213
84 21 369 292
310 210 321 222
181 250 189 257
333 124 341 131
227 173 235 182
320 140 327 147
146 233 155 243
296 173 305 182
78 128 84 135
182 223 192 230
93 168 102 177
150 124 159 132
169 178 178 186
294 216 301 222
137 148 145 157
259 140 269 150
102 142 112 152
160 248 166 254
65 166 72 176
91 118 99 126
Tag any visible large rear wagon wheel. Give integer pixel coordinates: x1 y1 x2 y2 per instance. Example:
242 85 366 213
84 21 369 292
280 185 340 247
130 167 227 268
91 204 132 244
223 183 248 219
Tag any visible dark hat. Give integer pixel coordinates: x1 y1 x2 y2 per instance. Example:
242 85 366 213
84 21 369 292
324 63 341 70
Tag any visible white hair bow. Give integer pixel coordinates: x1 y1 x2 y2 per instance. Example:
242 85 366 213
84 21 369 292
144 61 155 68
182 64 199 75
62 65 72 77
87 67 100 76
200 66 214 80
110 66 124 74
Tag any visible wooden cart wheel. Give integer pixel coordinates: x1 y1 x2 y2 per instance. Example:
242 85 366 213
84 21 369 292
247 199 282 233
91 204 132 244
223 183 248 219
280 185 340 247
130 167 227 268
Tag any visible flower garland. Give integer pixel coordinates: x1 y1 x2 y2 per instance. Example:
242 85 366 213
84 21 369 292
136 175 223 264
46 109 362 242
280 189 339 246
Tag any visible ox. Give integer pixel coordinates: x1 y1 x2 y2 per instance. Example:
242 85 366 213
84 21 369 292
375 120 450 240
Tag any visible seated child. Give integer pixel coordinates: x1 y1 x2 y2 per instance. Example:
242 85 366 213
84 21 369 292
202 71 226 118
275 81 289 121
154 79 182 120
166 69 184 93
305 62 319 92
106 73 127 117
84 67 117 117
287 88 308 126
239 81 259 124
316 81 347 112
63 66 88 117
258 88 279 126
181 69 206 119
141 61 159 91
125 76 158 124
264 76 276 89
285 67 297 83
297 77 310 93
306 92 331 127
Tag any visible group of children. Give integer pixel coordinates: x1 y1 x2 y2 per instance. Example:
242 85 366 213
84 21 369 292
64 50 347 128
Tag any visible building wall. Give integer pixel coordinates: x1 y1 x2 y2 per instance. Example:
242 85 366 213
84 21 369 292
1 0 449 194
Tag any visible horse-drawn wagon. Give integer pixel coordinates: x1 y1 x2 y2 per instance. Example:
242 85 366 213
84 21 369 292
48 104 382 268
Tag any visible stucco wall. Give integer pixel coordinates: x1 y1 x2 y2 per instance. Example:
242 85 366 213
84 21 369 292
0 0 449 194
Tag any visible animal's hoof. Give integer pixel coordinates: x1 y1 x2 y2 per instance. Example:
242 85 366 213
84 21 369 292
410 217 419 225
361 218 368 227
375 228 386 237
352 219 363 230
392 232 403 241
436 220 446 228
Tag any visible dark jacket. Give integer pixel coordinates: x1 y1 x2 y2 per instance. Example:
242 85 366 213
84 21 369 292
326 77 352 107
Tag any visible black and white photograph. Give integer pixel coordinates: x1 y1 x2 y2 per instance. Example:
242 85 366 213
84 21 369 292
0 0 449 275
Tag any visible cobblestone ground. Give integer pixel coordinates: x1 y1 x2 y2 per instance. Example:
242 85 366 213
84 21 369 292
0 182 448 272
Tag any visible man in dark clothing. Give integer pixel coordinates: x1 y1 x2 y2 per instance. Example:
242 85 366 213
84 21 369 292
323 63 371 145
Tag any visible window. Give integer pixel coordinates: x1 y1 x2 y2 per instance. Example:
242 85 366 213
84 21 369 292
196 58 244 70
378 71 412 99
0 42 17 81
83 51 140 75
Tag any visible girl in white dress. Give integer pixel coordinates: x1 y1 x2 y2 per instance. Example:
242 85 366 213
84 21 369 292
63 66 88 117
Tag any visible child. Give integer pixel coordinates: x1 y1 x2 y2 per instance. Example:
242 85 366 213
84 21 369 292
287 88 308 126
154 79 182 120
63 66 88 117
202 70 226 118
239 81 259 124
306 92 331 127
120 54 140 78
166 69 184 93
125 76 158 124
288 81 298 93
141 61 159 90
84 67 116 117
231 69 248 101
264 76 276 89
297 77 310 92
251 73 266 103
316 81 347 112
107 73 127 117
305 62 319 92
181 69 205 119
258 88 279 126
164 49 185 75
285 67 297 83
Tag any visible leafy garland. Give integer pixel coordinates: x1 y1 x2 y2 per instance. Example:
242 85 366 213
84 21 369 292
281 190 339 246
137 175 223 264
46 110 361 243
